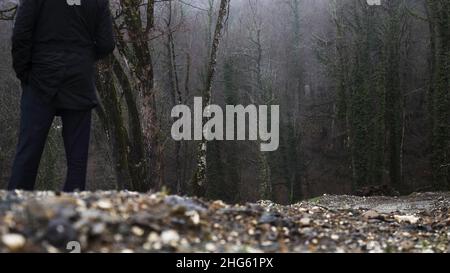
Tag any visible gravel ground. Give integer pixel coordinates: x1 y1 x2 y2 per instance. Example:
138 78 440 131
0 190 449 253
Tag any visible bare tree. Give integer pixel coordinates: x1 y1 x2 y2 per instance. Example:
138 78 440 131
192 0 231 197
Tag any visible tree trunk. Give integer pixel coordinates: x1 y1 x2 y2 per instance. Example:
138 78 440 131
192 0 231 197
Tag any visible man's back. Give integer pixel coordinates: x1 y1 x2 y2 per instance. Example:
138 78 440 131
9 0 115 192
33 0 97 47
12 0 115 109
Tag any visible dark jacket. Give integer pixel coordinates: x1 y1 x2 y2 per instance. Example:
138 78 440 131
12 0 115 110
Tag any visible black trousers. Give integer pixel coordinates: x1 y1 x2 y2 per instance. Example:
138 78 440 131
8 84 92 192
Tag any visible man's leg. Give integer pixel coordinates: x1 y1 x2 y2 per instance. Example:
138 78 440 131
60 109 92 192
8 84 56 191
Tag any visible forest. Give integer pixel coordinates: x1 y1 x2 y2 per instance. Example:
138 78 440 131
0 0 449 205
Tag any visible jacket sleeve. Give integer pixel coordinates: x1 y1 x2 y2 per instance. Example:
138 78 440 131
95 0 115 60
12 0 39 83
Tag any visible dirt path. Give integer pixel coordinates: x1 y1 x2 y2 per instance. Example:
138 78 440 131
314 192 450 214
0 191 449 253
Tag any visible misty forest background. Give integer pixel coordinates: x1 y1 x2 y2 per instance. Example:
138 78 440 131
0 0 448 204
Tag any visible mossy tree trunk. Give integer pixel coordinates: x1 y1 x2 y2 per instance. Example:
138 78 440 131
426 0 450 190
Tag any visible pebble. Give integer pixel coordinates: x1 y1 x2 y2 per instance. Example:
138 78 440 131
2 234 26 251
299 217 312 227
363 210 380 220
92 223 106 235
209 200 227 210
331 234 340 241
205 243 217 252
186 210 200 225
97 200 113 210
131 226 145 237
400 240 415 251
394 215 420 224
161 230 180 245
0 190 449 253
147 232 160 243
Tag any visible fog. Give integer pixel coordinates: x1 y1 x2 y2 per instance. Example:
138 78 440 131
0 0 447 204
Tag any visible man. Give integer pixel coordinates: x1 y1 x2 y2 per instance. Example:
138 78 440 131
9 0 115 191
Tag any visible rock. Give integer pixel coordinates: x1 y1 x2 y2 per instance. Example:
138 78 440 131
26 197 79 222
366 241 382 252
402 224 432 232
205 243 217 252
97 199 113 210
209 200 227 210
25 200 54 221
45 219 77 248
165 196 206 212
161 230 180 245
147 232 160 243
400 240 415 251
394 215 420 224
258 213 280 224
299 217 311 227
311 206 323 213
331 234 340 241
2 234 26 251
362 210 381 220
91 223 106 235
186 210 200 225
131 226 145 237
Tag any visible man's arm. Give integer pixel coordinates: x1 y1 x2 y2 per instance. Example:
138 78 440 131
12 0 39 83
95 0 115 60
